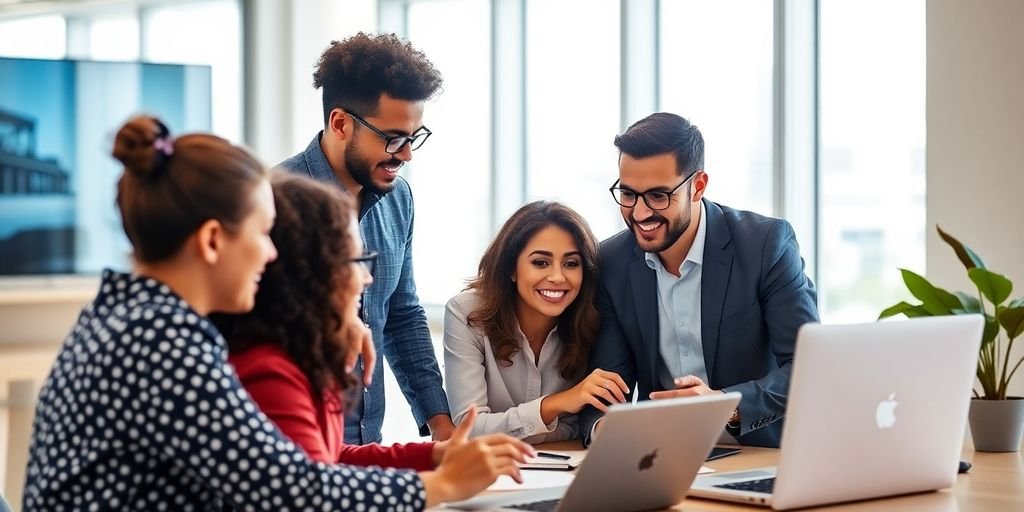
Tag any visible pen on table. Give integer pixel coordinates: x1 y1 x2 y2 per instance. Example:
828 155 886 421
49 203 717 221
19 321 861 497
536 451 571 460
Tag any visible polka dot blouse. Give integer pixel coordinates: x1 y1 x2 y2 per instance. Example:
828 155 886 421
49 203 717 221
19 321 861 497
22 270 426 511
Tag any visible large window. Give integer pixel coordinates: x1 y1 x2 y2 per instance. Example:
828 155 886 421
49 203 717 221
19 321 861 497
86 14 140 61
405 0 493 308
818 0 926 322
380 0 493 444
526 0 622 240
659 0 775 217
0 15 66 59
142 0 242 142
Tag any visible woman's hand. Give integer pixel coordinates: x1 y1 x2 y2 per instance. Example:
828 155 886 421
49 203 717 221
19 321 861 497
421 407 536 507
541 369 629 422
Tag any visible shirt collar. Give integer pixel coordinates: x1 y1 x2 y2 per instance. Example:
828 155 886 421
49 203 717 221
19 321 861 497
304 131 385 216
514 322 560 344
303 131 347 191
644 200 708 273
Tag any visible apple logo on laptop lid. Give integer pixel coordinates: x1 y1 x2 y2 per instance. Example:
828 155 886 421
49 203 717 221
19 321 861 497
638 449 657 471
876 393 898 429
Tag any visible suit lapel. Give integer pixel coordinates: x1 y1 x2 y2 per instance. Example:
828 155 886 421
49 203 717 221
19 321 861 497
629 247 660 386
701 200 733 383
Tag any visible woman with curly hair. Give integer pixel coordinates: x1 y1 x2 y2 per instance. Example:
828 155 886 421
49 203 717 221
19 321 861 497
444 201 630 443
214 173 533 478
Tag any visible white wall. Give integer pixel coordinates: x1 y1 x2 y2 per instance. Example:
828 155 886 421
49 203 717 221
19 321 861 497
927 0 1024 397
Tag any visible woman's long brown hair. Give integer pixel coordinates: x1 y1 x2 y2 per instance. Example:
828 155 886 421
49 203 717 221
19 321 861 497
466 201 600 379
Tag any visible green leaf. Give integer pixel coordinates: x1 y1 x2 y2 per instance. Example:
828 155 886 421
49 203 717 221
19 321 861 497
968 268 1013 306
998 306 1024 339
953 292 982 314
982 315 1000 348
878 302 931 319
1009 297 1024 309
937 225 986 270
900 269 961 315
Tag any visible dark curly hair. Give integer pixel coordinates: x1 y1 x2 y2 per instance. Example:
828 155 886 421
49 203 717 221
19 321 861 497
313 32 443 123
213 172 358 403
466 201 601 380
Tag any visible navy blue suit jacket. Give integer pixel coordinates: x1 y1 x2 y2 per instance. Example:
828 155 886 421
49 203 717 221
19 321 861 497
579 199 819 447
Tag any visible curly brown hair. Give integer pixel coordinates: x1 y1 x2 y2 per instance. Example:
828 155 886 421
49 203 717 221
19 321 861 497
467 201 600 379
313 32 443 123
213 172 358 402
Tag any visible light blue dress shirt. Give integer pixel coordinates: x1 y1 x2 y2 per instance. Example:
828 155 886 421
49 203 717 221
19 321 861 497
644 201 709 390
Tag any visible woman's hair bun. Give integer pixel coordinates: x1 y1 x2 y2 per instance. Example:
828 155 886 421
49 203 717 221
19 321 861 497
112 116 173 178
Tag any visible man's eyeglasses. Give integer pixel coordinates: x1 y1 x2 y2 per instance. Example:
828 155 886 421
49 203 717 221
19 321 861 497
608 171 699 211
347 111 432 154
348 251 378 277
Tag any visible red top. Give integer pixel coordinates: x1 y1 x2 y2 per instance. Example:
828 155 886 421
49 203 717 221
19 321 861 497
229 343 435 470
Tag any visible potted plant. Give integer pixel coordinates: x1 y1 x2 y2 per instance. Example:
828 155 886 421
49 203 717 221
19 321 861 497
879 226 1024 452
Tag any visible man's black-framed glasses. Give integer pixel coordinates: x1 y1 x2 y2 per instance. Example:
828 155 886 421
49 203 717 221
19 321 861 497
608 171 698 210
347 111 432 154
348 251 379 277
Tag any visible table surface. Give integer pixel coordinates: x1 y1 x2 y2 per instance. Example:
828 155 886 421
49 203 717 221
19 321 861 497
440 440 1024 511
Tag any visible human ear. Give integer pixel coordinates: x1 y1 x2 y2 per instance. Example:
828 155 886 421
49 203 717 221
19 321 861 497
328 109 352 142
194 219 224 265
691 171 709 202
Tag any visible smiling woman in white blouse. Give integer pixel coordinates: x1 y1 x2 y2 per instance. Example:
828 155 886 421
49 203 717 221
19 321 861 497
445 201 630 444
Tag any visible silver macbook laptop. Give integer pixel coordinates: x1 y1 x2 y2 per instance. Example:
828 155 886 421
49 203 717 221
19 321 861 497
690 315 983 510
445 392 740 512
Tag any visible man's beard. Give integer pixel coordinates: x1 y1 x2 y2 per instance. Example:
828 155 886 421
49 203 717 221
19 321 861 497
344 142 400 196
629 207 691 254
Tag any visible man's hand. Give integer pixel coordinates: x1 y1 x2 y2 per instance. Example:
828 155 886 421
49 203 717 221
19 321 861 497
342 322 375 387
427 414 456 442
649 375 720 399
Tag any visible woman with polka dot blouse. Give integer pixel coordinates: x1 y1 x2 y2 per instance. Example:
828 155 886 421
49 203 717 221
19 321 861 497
22 116 534 511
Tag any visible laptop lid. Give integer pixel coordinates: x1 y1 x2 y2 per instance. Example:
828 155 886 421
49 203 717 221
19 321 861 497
447 392 740 511
691 315 983 510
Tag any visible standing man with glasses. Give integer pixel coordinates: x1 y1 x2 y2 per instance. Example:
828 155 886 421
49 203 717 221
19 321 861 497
579 113 818 448
278 33 456 444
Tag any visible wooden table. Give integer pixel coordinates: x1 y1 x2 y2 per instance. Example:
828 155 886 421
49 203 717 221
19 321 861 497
449 441 1024 511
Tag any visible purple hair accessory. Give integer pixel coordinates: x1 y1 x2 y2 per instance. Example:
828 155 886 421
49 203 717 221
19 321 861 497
153 136 175 157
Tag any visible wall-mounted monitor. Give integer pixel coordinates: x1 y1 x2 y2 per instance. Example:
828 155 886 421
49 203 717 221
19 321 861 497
0 56 211 275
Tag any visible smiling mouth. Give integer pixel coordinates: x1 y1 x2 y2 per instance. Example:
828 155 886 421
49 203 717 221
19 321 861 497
379 161 403 175
635 221 663 232
537 289 570 303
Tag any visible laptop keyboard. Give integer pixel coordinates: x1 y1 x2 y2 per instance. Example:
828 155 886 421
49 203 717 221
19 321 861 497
508 498 561 511
714 477 776 494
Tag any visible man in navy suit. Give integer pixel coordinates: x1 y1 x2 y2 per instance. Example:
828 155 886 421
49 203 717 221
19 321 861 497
579 113 818 448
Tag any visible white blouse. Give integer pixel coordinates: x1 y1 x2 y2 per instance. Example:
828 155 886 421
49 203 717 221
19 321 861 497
443 291 580 444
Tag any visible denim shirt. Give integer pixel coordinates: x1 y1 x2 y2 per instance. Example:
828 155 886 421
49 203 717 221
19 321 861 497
278 133 450 444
